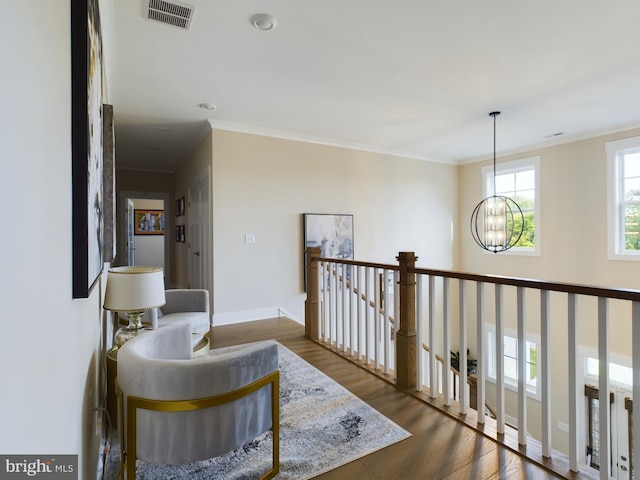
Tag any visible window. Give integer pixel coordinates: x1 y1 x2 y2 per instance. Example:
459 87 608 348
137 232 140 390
584 356 633 388
607 136 640 260
482 156 540 255
485 325 539 399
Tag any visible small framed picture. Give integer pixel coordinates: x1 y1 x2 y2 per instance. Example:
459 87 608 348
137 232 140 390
175 225 186 243
175 197 185 216
135 210 164 235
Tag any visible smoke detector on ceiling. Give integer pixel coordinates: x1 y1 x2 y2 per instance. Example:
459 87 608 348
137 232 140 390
250 13 277 31
145 0 195 30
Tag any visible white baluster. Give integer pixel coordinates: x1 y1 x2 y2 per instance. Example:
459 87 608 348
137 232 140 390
365 267 371 364
598 297 610 480
417 274 424 392
540 290 551 458
394 270 400 381
383 269 390 375
476 282 485 423
459 279 467 415
567 293 579 472
429 275 436 399
342 264 347 353
443 277 451 406
632 301 640 480
357 265 363 361
517 286 527 446
495 284 505 434
374 268 381 370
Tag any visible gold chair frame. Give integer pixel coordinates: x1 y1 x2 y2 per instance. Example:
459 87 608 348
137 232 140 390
117 370 280 480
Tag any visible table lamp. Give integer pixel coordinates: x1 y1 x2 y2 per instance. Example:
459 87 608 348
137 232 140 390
104 266 166 347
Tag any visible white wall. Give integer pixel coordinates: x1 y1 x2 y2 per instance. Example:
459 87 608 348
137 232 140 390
210 129 459 324
0 1 112 478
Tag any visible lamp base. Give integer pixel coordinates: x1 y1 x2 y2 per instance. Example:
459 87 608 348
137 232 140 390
114 311 151 348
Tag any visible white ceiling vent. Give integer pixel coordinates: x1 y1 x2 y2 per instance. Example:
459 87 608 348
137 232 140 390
145 0 195 30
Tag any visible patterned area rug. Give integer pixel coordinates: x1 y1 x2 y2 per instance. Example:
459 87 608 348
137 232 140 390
105 343 411 479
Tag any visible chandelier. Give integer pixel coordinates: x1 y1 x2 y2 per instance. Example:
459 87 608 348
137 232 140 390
470 112 524 253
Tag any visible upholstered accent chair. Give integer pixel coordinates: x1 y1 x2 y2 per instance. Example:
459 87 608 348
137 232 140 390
144 288 210 335
116 321 279 480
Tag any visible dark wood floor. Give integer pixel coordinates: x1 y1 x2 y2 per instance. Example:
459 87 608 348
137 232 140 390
211 317 564 480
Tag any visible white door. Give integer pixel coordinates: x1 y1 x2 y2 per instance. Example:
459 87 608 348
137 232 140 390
188 173 210 291
613 389 632 479
126 198 135 265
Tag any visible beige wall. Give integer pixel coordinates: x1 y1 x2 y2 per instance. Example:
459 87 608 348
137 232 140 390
210 129 459 324
460 127 640 291
458 127 640 454
174 129 214 290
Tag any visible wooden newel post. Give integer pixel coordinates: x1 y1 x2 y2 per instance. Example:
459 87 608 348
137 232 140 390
396 251 417 390
305 246 321 339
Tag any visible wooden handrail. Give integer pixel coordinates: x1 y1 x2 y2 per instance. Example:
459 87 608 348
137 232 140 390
314 254 640 301
411 266 640 302
422 343 457 375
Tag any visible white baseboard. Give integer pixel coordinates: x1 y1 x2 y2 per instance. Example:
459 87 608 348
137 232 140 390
212 307 300 326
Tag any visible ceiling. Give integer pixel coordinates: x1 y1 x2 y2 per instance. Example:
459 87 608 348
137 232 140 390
110 0 640 172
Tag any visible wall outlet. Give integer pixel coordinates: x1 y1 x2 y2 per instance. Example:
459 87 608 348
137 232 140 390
245 234 256 244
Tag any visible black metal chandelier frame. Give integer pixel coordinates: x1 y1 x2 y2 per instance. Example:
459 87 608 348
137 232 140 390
470 112 524 253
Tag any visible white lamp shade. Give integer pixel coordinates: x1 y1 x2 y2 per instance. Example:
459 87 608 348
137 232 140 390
104 266 166 312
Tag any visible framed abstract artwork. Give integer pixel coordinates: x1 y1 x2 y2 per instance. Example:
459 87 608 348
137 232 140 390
135 210 165 235
71 0 104 298
302 213 354 290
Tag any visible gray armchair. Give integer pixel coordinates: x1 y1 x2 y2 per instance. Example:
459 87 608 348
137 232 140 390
145 288 210 335
116 321 279 479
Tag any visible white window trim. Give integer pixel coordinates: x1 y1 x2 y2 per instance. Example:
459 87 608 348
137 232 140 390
481 156 541 256
607 135 640 261
485 323 541 401
580 345 633 390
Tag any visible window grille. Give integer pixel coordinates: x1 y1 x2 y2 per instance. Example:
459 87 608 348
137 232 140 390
585 385 615 471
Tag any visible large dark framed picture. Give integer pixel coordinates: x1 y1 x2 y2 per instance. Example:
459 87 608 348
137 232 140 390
71 0 104 298
303 213 354 290
102 103 116 263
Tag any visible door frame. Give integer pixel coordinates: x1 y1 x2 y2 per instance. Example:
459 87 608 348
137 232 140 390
118 190 171 281
187 167 212 314
613 388 632 479
126 198 135 265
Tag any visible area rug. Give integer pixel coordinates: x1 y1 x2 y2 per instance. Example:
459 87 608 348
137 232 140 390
105 342 411 479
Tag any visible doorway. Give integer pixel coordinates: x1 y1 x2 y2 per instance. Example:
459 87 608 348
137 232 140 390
119 191 171 281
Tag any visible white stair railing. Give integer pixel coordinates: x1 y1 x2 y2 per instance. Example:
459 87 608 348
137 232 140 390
306 248 640 479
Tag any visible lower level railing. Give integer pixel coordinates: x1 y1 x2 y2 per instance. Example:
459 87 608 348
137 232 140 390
304 247 640 480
